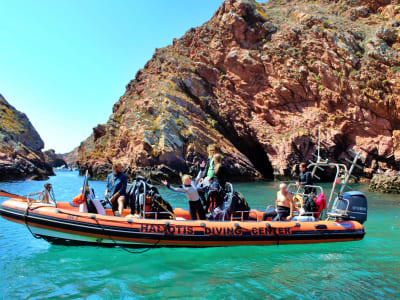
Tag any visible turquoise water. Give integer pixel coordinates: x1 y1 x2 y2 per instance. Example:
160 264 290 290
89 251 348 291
0 171 399 299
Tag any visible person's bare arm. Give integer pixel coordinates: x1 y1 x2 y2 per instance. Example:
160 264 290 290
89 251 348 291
287 192 293 220
275 192 279 208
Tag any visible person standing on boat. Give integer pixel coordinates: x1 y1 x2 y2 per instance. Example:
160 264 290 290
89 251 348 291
161 174 205 220
211 153 226 187
262 183 293 221
296 162 314 194
199 144 219 180
204 153 227 213
198 144 219 205
105 162 128 217
296 162 316 213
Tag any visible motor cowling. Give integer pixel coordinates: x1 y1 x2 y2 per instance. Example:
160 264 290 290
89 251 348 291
336 191 368 224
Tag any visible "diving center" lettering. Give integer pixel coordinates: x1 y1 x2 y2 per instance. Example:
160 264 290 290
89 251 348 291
140 224 292 236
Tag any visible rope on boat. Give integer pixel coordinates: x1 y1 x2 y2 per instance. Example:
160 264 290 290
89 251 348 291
23 195 46 240
24 203 41 239
23 192 57 240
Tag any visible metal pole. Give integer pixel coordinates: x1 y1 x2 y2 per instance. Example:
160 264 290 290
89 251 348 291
340 154 359 194
82 170 89 210
317 126 320 159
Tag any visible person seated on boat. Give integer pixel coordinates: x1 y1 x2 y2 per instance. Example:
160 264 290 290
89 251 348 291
262 183 293 221
72 186 106 215
162 174 205 220
39 183 52 204
104 161 128 217
198 144 219 205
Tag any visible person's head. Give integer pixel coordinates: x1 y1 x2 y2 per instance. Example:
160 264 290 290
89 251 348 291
213 153 223 165
44 183 52 191
279 183 287 193
300 162 307 173
181 174 192 186
207 144 218 157
113 162 123 174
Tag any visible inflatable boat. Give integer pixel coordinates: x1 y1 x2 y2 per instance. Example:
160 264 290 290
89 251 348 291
0 197 365 247
0 151 367 248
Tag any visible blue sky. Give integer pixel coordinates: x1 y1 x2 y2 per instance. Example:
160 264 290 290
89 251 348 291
0 0 223 153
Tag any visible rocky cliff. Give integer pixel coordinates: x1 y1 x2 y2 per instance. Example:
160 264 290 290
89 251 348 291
0 94 54 181
43 149 67 168
77 0 400 182
60 147 79 167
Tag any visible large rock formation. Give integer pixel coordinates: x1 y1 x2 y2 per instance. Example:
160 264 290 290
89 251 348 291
0 94 54 181
77 0 400 182
369 170 400 193
60 147 79 167
43 149 67 168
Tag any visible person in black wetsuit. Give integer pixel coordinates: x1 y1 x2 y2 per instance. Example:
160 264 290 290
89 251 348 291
296 162 316 213
211 153 226 187
296 162 314 194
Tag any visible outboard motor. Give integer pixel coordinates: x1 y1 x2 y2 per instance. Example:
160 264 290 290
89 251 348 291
331 191 367 224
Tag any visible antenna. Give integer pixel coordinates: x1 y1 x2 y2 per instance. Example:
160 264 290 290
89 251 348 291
310 125 326 178
317 125 320 159
339 150 366 194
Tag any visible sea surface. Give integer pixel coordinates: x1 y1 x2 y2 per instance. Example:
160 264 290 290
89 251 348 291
0 171 399 299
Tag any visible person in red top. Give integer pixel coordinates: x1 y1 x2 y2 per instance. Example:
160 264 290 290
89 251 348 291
314 193 327 219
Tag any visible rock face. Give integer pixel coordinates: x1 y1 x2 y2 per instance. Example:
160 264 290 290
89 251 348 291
0 94 54 181
77 0 400 182
43 149 67 168
369 171 400 193
60 147 79 167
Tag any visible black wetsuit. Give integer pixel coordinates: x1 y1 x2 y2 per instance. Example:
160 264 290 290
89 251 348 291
262 206 290 221
212 164 227 187
299 171 314 194
299 171 316 213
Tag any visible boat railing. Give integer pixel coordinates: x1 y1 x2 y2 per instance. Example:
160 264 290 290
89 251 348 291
140 181 175 219
306 149 365 219
287 184 324 198
326 197 350 219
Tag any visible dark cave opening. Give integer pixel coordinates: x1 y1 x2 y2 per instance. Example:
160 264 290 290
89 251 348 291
180 79 274 179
